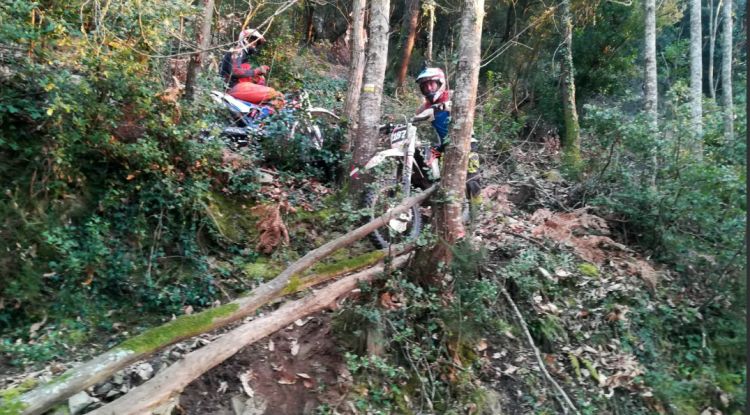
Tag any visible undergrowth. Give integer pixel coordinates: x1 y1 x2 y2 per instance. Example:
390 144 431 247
0 1 348 367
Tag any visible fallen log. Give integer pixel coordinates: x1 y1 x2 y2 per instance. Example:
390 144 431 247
11 184 436 415
89 255 409 415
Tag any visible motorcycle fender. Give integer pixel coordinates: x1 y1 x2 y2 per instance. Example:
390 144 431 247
363 148 405 170
308 107 340 120
212 90 253 114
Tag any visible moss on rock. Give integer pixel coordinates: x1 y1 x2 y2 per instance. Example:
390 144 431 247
204 193 260 243
243 259 283 282
577 262 599 278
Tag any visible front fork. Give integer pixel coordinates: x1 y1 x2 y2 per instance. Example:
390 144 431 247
401 125 417 198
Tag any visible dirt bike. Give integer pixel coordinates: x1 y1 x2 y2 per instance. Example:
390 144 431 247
208 90 339 150
350 107 441 249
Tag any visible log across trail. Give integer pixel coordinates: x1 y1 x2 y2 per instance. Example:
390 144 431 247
89 255 409 415
10 185 437 415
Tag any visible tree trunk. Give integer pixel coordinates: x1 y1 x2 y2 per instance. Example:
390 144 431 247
12 186 435 415
560 0 581 171
349 0 391 197
395 0 421 91
420 0 484 279
644 0 658 188
721 0 733 140
643 0 658 125
690 0 703 146
88 256 410 415
183 0 215 101
305 1 315 44
343 0 368 152
424 0 435 63
708 0 723 99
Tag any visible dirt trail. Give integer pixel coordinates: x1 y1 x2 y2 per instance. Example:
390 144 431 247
180 313 350 415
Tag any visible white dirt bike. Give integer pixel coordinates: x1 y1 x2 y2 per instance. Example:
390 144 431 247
209 90 339 150
350 107 442 248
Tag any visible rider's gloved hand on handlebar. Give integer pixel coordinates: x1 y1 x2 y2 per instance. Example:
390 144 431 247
379 123 394 134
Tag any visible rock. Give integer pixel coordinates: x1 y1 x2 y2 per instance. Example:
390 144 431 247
111 370 126 385
105 389 123 399
93 382 113 396
68 391 99 415
479 388 504 415
230 394 267 415
134 362 154 381
258 172 274 184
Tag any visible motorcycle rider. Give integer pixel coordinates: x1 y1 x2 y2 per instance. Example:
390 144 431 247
220 28 283 110
415 66 482 220
220 28 271 88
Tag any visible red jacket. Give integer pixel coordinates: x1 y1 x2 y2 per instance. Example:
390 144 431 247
221 50 268 87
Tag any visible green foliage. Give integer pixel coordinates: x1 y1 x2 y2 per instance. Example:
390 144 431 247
0 379 33 415
581 86 746 277
345 353 410 414
571 1 641 99
0 0 348 363
577 262 599 277
475 71 527 157
576 81 746 412
622 290 747 414
336 244 500 413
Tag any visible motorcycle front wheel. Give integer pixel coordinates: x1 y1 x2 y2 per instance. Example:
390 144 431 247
364 180 422 249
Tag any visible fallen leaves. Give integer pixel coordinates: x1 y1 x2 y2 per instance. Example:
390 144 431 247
525 207 659 289
252 202 293 254
481 184 514 215
605 305 629 323
238 370 255 397
296 373 315 389
565 342 649 394
290 339 300 357
379 292 403 310
276 372 297 385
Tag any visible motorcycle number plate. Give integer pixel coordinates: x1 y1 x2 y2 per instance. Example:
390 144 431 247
390 129 407 146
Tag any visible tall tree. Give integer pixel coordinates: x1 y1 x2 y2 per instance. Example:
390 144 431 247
708 0 722 99
349 0 390 196
560 0 581 170
342 0 368 151
184 0 215 101
644 0 658 187
689 0 703 141
421 0 484 274
643 0 658 126
424 0 436 63
721 0 733 140
395 0 421 91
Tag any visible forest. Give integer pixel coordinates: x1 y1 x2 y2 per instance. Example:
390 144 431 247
0 0 746 414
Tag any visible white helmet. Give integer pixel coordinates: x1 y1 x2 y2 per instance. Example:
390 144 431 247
238 28 266 54
415 67 446 103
